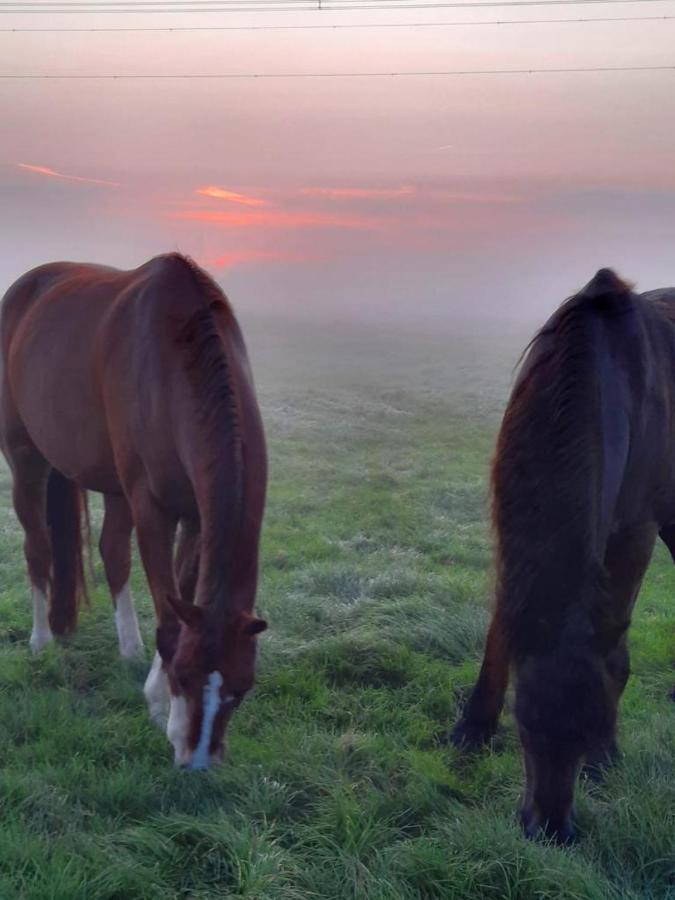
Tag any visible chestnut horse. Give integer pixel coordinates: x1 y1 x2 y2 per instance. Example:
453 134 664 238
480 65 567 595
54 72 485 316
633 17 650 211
452 268 675 841
0 253 267 769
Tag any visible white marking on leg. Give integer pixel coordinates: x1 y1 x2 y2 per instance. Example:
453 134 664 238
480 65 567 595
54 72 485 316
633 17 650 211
167 693 190 766
144 652 170 728
29 585 53 653
114 583 144 658
189 671 224 770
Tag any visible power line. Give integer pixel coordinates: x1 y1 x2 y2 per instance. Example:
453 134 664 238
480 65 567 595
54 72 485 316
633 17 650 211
1 0 671 4
4 13 675 29
2 0 674 12
2 64 674 76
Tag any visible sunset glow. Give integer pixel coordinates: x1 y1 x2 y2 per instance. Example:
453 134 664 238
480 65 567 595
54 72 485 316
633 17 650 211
171 208 381 231
195 186 267 207
5 4 675 325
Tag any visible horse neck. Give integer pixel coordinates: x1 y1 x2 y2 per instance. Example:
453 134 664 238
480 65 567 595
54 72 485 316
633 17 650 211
178 304 247 616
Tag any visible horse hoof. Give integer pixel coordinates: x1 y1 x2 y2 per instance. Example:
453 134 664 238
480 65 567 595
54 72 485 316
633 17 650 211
582 743 620 783
445 719 494 751
119 640 145 661
521 808 576 845
29 630 54 654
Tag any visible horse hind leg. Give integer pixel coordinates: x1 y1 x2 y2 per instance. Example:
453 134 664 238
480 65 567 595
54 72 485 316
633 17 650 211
10 450 53 652
100 493 144 659
449 614 510 749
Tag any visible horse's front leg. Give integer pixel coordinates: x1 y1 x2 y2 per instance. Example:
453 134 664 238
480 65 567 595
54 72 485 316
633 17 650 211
658 523 675 703
583 523 657 778
129 485 180 730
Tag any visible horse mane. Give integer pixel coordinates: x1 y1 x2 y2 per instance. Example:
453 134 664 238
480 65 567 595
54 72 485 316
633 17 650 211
166 254 245 604
492 269 634 659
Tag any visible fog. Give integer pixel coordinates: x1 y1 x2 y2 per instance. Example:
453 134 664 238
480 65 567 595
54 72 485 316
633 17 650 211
3 2 675 334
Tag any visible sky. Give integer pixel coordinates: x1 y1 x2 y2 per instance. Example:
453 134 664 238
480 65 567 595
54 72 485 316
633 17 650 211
2 0 675 329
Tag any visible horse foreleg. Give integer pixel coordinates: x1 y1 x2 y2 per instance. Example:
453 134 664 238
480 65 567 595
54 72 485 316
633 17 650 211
175 520 200 606
100 492 144 659
582 637 627 780
130 486 179 727
450 614 510 749
583 524 656 777
657 524 675 703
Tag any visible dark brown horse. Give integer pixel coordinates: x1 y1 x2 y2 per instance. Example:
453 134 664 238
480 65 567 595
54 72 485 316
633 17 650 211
452 268 675 841
0 253 267 769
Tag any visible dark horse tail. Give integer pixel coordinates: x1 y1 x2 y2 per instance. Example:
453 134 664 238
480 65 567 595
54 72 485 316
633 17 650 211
493 267 635 659
46 468 87 635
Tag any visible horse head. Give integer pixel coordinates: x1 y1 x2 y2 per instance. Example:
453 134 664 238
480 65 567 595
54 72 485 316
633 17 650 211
150 599 267 769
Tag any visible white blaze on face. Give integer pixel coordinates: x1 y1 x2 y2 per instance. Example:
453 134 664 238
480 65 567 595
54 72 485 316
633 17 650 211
144 652 170 728
114 583 144 659
189 671 225 770
29 584 53 653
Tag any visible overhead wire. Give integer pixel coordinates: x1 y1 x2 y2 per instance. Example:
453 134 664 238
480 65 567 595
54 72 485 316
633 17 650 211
3 13 675 29
2 64 675 76
2 0 675 12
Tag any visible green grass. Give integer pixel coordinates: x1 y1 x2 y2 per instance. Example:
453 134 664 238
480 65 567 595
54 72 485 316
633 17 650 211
1 319 674 899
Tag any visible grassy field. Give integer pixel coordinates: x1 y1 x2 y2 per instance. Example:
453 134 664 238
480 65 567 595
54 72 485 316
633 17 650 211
0 317 673 899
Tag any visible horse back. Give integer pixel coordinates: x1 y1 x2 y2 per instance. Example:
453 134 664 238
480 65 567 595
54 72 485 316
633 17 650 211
0 257 258 511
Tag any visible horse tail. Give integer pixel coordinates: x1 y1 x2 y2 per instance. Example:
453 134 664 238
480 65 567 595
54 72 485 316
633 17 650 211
46 468 87 635
493 268 635 658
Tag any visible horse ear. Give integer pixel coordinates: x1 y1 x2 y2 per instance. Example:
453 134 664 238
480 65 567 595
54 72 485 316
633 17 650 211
166 595 204 630
242 614 267 637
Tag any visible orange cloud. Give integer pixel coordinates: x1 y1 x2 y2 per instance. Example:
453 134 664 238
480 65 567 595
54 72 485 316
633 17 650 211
195 186 266 207
17 162 119 187
171 209 380 230
301 186 415 200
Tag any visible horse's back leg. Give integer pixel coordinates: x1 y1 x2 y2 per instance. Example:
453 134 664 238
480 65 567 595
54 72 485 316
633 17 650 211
8 446 53 652
450 613 510 749
99 492 144 659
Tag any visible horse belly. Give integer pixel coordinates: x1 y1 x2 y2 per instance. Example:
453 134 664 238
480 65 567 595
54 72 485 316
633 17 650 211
9 310 120 492
15 385 119 492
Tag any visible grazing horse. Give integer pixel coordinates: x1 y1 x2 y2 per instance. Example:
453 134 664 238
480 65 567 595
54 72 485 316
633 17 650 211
452 268 675 841
0 253 267 769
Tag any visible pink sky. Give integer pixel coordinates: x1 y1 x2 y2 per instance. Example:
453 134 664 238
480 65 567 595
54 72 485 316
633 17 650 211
3 2 675 326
